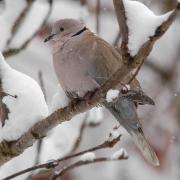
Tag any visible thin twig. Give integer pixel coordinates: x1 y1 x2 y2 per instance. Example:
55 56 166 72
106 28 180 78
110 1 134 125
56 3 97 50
5 0 34 47
3 0 53 58
51 156 128 179
70 114 88 153
113 31 121 47
34 71 47 166
127 58 145 84
2 134 121 180
95 0 101 34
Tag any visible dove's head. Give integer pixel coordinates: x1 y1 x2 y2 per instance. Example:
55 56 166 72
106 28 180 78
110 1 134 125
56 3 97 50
44 19 86 42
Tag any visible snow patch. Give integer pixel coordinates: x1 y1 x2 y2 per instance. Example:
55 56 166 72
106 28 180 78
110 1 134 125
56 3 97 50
106 89 119 102
111 148 128 160
86 107 104 125
50 84 70 112
80 152 96 162
108 129 120 142
0 52 48 142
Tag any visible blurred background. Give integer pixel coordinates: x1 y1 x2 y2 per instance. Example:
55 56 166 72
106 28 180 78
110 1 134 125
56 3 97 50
0 0 180 179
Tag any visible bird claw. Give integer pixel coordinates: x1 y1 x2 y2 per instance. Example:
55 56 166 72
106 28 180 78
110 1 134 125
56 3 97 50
84 91 94 105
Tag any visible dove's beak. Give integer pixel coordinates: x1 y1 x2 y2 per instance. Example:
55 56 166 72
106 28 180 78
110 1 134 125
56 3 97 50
44 33 56 42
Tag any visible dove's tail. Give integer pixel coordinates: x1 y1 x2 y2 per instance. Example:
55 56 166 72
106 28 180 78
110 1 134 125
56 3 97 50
104 98 159 166
130 127 159 166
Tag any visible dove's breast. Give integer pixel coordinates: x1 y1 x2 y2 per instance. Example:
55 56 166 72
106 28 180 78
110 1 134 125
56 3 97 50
53 32 100 98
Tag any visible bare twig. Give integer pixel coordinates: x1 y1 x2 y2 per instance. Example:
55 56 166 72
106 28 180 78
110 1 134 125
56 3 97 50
80 0 86 6
70 114 88 153
38 71 47 101
5 0 34 48
51 155 128 180
2 133 121 180
113 31 121 47
95 0 101 34
3 0 53 58
127 58 145 84
34 71 47 166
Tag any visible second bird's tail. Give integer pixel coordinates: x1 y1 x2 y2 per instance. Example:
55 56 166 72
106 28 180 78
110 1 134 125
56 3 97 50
105 97 159 166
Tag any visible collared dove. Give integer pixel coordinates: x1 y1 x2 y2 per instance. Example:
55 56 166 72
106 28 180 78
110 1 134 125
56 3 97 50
45 18 159 166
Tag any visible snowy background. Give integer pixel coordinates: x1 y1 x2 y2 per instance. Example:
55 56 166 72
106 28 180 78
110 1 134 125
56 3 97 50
0 0 180 179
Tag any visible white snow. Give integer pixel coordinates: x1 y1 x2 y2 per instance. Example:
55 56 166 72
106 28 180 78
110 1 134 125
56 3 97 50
0 52 48 142
122 84 130 91
123 0 172 56
0 143 37 180
39 113 87 163
108 129 120 142
50 84 70 112
86 107 104 125
106 89 119 102
80 152 96 162
111 148 128 160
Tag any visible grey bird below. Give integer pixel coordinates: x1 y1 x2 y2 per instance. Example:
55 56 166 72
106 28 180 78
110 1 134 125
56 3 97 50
46 18 159 166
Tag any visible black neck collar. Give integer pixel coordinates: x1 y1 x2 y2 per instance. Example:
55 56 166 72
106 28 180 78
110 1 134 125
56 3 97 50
72 27 87 37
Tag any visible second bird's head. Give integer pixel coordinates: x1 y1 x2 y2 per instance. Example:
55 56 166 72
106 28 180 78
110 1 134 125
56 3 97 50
44 18 86 42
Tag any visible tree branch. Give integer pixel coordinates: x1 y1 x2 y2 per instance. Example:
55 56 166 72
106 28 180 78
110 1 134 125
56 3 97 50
51 155 128 180
2 132 121 180
113 0 129 61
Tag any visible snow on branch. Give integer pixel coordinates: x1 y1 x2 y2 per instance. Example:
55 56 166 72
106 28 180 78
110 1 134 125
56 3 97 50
51 155 127 180
2 131 121 180
0 52 48 142
0 0 178 168
113 0 180 84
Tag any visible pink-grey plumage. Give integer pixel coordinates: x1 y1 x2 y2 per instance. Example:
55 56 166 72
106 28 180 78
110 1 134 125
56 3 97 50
46 18 159 166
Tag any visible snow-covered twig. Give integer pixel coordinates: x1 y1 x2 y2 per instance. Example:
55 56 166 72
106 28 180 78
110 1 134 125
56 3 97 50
2 132 121 180
51 155 128 180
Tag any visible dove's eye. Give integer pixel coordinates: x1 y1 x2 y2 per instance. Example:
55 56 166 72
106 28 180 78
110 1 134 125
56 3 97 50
60 27 64 32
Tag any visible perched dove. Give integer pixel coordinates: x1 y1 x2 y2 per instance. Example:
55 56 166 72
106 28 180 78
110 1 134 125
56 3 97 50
45 19 159 166
0 52 48 142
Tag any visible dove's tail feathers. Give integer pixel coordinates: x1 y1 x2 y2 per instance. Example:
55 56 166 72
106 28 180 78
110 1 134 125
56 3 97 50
104 100 159 166
131 128 160 166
